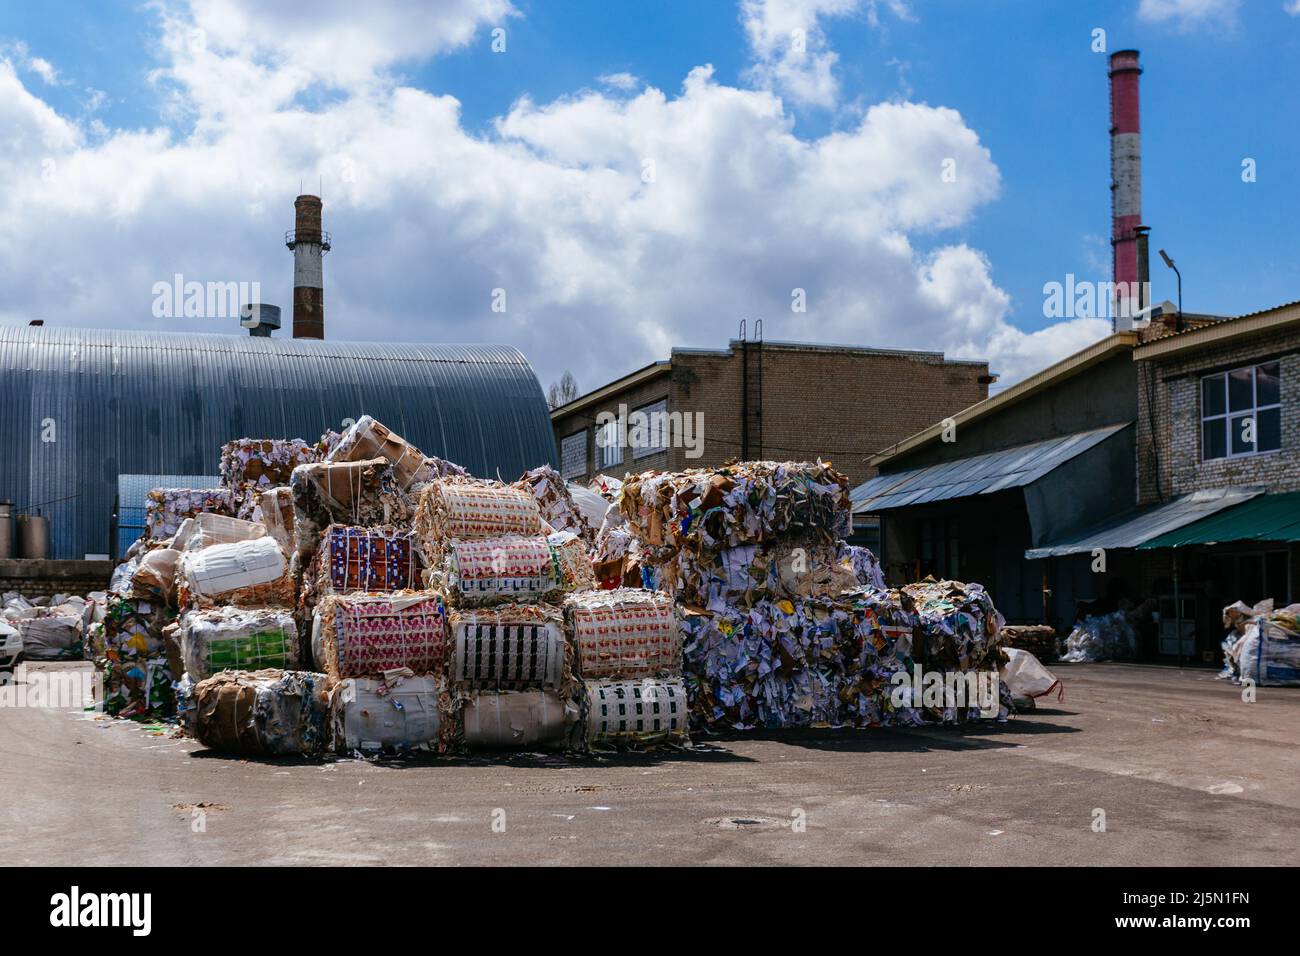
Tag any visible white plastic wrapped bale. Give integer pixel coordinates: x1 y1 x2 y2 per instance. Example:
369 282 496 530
1236 610 1300 687
462 690 578 750
330 673 446 752
565 589 681 679
178 607 299 681
180 513 267 550
178 536 295 608
585 678 689 747
10 610 83 660
448 604 569 690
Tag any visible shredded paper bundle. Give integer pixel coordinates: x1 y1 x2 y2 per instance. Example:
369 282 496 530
901 579 1005 671
146 488 239 540
513 465 593 542
565 588 680 679
654 538 858 610
314 592 447 679
220 438 318 490
619 460 852 558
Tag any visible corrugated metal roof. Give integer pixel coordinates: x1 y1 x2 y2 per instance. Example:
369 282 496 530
1024 486 1264 559
0 325 557 558
1136 491 1300 548
851 423 1130 514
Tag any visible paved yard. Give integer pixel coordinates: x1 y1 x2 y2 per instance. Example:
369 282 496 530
2 662 1297 865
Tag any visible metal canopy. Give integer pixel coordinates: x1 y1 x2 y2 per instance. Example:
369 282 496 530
851 423 1130 514
1024 486 1265 559
1137 491 1300 549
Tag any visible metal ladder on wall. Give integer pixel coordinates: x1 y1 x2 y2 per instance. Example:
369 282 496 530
739 319 763 461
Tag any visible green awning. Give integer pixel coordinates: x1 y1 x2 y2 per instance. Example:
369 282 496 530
1138 492 1300 549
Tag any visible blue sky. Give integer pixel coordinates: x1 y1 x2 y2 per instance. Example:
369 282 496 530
1 0 1297 391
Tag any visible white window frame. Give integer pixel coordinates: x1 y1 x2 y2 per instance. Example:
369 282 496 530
1200 361 1282 461
632 398 669 460
560 429 587 479
598 415 623 469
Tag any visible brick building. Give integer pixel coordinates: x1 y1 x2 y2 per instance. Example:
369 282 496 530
549 339 992 498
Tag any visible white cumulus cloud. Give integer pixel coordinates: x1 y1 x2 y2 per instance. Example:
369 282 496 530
0 0 1103 397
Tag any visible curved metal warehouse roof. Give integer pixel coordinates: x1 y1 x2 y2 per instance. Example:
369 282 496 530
0 325 557 558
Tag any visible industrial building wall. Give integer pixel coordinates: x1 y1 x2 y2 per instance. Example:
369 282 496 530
0 325 557 558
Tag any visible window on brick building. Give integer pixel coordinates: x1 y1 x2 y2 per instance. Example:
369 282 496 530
597 414 623 469
631 398 668 459
1200 361 1281 461
560 429 587 479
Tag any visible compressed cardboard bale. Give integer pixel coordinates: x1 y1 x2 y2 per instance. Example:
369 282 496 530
584 678 689 747
220 437 318 489
326 415 426 492
565 588 680 679
448 603 569 690
313 592 447 680
413 479 543 555
178 607 298 681
329 673 447 752
462 690 578 750
178 536 295 609
146 487 239 541
289 458 408 561
191 669 331 756
426 534 565 607
256 486 296 554
413 455 469 483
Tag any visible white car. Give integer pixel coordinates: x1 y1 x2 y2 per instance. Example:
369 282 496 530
0 619 21 669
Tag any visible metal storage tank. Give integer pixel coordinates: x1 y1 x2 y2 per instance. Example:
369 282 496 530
0 325 559 559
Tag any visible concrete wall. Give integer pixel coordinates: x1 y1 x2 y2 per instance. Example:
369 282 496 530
0 559 113 599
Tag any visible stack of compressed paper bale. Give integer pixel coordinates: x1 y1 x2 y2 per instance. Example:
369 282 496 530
416 477 586 751
98 595 176 718
618 460 1006 732
564 588 689 748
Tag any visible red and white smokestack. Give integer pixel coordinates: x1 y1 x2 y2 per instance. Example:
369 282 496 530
286 194 329 339
1109 49 1142 329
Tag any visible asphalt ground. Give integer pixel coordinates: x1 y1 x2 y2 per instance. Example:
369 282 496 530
2 661 1297 865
